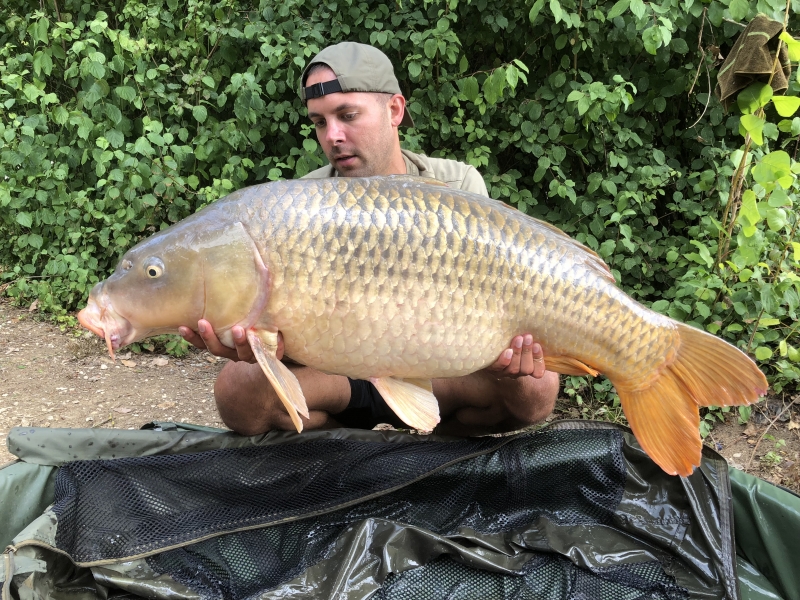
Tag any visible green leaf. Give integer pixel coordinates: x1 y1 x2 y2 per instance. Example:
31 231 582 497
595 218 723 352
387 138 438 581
192 105 208 123
689 240 713 267
115 86 136 102
642 26 662 55
27 234 43 249
740 114 765 145
651 299 669 313
506 65 519 89
779 32 800 61
772 96 800 117
408 62 421 79
16 212 33 227
792 242 800 262
529 0 546 22
767 189 790 207
106 129 124 148
737 83 772 115
87 61 105 79
202 75 215 88
550 0 563 23
630 0 646 19
752 151 793 189
729 0 749 20
302 138 318 153
766 207 787 231
424 38 438 59
737 189 760 236
462 77 479 102
754 346 772 361
567 90 584 102
607 0 630 19
671 38 689 54
133 137 154 156
521 120 535 138
105 104 122 124
51 105 69 125
436 18 449 32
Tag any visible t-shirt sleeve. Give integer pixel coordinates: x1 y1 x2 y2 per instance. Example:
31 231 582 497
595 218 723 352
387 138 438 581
460 166 489 197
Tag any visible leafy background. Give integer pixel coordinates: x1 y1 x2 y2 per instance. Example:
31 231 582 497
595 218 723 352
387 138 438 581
1 0 799 414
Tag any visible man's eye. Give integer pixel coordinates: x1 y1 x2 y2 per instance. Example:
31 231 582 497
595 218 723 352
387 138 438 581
313 120 325 128
343 113 357 120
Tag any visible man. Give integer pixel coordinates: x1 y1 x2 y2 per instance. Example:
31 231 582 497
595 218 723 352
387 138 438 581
179 42 559 436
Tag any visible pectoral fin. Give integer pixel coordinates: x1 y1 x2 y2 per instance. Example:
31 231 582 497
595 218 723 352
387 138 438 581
370 377 440 432
247 330 310 433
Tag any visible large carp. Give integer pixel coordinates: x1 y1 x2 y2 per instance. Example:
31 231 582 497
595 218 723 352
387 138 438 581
78 176 766 476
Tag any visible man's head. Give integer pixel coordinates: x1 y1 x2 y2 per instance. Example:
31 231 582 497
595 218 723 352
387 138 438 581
299 42 413 177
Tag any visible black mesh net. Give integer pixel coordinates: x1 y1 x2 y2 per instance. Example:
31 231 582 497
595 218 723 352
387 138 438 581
375 555 688 600
48 429 688 599
53 435 508 560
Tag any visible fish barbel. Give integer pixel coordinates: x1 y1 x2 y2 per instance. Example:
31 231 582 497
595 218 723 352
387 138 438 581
78 176 767 476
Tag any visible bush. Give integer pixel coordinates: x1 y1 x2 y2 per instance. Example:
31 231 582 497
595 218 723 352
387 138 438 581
1 0 799 390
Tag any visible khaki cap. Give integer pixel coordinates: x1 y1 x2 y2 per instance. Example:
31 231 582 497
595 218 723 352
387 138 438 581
299 42 414 127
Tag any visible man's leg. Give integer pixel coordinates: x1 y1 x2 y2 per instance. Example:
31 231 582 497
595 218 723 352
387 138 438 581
214 361 351 434
432 370 559 436
215 360 558 436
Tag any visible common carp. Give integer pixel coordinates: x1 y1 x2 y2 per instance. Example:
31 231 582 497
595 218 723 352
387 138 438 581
78 176 767 476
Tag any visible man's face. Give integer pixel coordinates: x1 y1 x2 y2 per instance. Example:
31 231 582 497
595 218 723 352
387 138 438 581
305 66 404 177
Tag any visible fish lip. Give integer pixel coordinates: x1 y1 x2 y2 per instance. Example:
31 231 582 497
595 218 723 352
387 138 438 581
77 293 136 359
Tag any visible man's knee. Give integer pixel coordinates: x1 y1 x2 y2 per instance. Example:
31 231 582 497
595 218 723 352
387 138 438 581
214 361 273 435
510 371 559 425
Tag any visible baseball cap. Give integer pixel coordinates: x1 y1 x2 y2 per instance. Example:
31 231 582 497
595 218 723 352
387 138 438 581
299 42 414 127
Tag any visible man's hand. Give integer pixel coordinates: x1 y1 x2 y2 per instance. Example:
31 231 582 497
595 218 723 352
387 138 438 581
485 334 546 379
178 320 285 363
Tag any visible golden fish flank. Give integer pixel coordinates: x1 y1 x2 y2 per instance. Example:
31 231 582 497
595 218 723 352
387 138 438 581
77 176 767 476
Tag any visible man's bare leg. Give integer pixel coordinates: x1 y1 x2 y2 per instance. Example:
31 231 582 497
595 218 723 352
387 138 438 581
214 360 558 436
214 361 350 434
432 370 559 436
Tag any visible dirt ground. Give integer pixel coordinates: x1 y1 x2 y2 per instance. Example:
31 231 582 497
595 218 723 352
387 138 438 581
2 298 799 494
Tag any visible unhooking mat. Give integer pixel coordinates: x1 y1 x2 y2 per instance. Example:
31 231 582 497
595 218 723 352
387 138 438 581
2 421 799 599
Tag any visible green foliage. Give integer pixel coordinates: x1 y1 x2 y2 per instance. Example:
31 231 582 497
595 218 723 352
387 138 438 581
0 0 799 399
130 333 191 357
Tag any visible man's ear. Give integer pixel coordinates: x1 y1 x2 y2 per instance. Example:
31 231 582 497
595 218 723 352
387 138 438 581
388 94 406 127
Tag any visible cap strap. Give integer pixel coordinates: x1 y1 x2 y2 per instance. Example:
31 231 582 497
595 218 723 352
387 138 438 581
303 79 343 100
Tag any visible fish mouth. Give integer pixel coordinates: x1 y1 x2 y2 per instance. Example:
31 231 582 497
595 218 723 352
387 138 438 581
77 286 136 360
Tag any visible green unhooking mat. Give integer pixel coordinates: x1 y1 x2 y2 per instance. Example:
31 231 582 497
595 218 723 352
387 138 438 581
2 421 799 599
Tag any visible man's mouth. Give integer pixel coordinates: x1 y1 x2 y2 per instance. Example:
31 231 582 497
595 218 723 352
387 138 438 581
333 153 359 168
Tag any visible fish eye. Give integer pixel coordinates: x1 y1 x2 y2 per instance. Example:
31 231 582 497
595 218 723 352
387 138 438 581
144 258 165 279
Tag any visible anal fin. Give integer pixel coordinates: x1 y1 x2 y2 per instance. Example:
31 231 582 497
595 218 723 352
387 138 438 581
370 377 440 432
247 330 310 433
544 355 600 377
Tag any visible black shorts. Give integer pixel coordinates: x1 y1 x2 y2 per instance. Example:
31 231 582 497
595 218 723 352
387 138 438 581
334 378 406 429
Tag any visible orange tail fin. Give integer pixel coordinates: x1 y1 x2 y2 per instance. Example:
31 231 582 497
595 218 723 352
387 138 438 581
615 323 767 477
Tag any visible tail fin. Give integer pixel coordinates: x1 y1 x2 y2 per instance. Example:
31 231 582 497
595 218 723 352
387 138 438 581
615 322 767 477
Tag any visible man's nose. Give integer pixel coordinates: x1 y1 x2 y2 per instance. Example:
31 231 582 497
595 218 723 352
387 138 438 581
325 119 346 145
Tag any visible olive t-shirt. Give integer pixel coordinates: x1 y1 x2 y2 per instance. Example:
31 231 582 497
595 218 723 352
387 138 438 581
301 149 488 197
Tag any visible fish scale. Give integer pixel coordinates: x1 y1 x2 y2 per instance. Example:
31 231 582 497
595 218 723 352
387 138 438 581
78 176 767 476
222 178 670 381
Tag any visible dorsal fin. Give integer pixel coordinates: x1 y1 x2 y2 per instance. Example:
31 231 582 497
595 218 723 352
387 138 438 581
380 174 450 187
